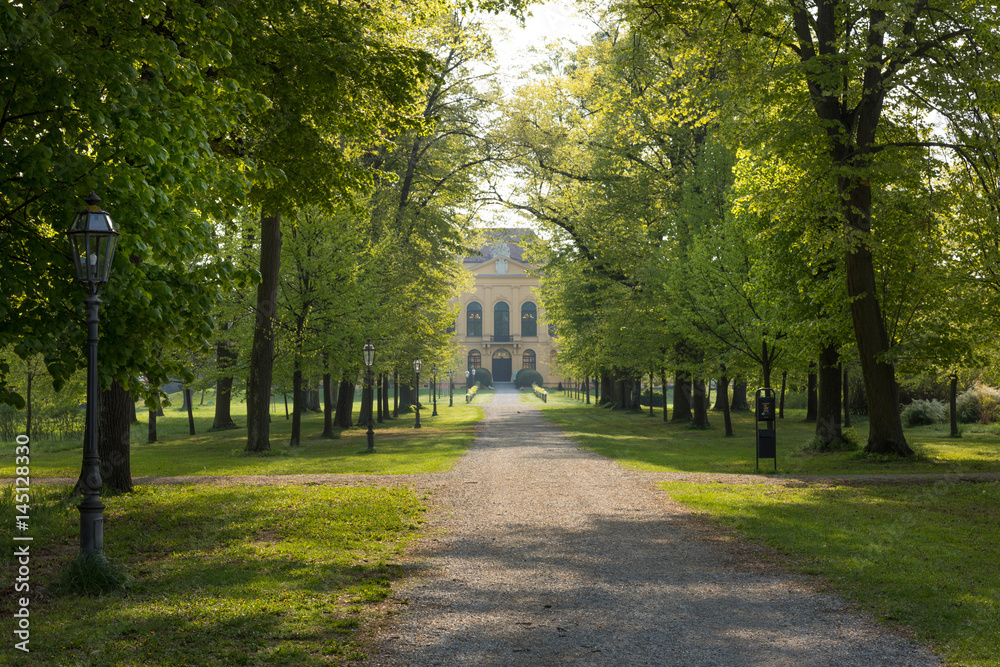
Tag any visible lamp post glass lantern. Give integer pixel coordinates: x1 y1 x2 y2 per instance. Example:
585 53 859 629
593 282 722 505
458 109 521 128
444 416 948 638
363 338 375 452
413 359 422 429
67 192 119 556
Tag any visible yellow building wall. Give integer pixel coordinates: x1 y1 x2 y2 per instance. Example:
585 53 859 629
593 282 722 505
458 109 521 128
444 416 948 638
451 253 564 387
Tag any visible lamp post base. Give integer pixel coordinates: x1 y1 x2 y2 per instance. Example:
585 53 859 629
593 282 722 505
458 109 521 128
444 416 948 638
78 496 105 555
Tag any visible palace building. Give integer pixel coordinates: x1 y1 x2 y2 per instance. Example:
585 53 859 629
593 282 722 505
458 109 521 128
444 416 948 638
453 229 563 386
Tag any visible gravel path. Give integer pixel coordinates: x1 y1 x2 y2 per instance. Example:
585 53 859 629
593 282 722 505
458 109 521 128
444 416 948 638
368 384 939 666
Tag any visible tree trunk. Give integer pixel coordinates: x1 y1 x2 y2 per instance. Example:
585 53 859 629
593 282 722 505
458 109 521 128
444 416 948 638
585 377 591 404
779 371 787 419
334 379 355 429
184 386 195 436
842 179 912 455
89 379 133 492
322 371 335 438
730 381 750 411
815 344 842 446
377 375 384 423
600 374 614 406
805 363 818 423
661 368 668 422
199 389 205 406
307 384 321 412
212 338 238 430
398 382 415 413
25 371 32 438
672 370 692 423
393 370 399 417
148 406 157 443
691 377 710 427
719 375 733 437
382 373 391 418
950 373 959 438
357 374 371 427
131 399 138 423
843 367 852 428
648 372 654 416
245 211 282 453
290 364 302 447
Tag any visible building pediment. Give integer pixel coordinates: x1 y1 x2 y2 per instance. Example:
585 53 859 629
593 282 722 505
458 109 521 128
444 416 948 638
466 255 532 277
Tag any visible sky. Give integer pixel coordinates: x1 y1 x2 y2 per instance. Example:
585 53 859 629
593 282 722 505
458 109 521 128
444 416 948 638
469 2 597 228
475 1 596 88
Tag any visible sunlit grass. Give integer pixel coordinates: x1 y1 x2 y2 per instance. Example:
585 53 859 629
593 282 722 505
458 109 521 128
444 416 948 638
528 390 1000 475
0 483 423 665
0 391 482 479
664 480 1000 666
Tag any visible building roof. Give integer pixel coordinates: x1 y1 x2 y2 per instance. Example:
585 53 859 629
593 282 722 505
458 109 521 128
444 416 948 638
463 228 535 264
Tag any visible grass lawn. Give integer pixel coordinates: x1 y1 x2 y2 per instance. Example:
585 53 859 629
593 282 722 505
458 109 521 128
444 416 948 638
0 483 423 665
664 480 1000 666
529 389 1000 475
1 388 492 479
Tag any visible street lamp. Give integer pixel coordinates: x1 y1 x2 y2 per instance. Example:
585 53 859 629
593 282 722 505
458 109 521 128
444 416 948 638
363 338 375 452
448 370 454 407
67 192 119 556
413 358 422 429
432 366 439 416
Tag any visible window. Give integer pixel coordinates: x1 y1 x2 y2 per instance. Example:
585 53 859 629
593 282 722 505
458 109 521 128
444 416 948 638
522 349 536 370
468 349 481 369
494 301 509 338
466 302 482 337
521 302 537 337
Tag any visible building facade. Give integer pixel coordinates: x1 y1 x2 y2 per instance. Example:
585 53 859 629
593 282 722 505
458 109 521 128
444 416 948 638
453 231 563 386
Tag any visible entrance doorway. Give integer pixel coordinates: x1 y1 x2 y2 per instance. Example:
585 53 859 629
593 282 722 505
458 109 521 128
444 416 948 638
492 349 512 382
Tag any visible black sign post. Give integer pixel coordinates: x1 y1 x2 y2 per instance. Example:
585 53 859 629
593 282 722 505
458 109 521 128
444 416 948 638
755 388 777 472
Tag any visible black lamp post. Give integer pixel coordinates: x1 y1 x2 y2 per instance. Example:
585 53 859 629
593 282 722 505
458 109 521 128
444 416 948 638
67 192 119 557
413 359 422 429
363 338 375 452
432 367 438 416
448 370 454 407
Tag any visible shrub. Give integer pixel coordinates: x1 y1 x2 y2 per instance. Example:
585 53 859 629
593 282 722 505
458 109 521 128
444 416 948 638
901 399 948 427
639 390 665 408
515 369 543 388
472 367 492 387
956 383 1000 424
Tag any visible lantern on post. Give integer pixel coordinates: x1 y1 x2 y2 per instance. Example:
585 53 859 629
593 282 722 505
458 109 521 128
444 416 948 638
66 192 120 557
363 338 375 452
413 359 422 429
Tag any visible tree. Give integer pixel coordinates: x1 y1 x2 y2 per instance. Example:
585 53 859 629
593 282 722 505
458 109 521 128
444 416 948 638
626 0 1000 455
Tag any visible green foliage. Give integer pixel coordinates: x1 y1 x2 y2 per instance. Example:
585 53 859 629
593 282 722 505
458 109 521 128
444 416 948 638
473 367 493 387
515 369 543 388
956 383 1000 424
901 399 949 427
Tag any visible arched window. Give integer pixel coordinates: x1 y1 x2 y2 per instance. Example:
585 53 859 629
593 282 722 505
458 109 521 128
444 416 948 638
521 302 537 337
468 349 481 370
494 301 510 339
522 349 536 370
466 302 482 337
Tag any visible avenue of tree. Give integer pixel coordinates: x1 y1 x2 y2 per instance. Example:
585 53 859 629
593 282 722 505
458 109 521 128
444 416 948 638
491 0 1000 456
3 0 1000 490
